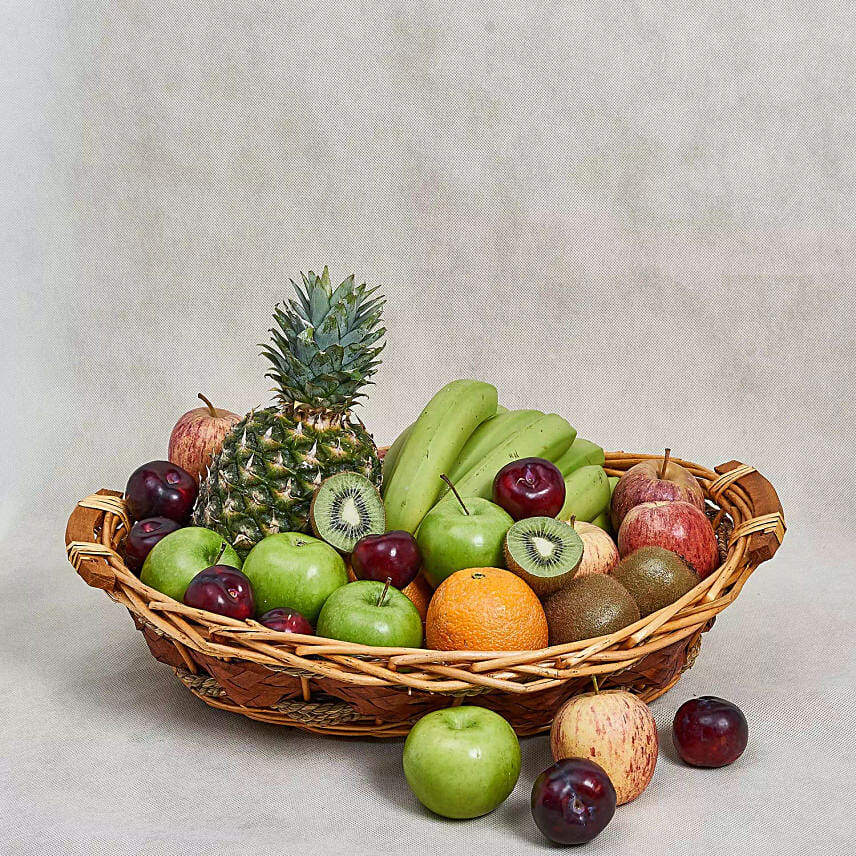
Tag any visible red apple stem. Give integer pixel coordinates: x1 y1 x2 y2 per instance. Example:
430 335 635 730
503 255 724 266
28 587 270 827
591 675 600 694
440 473 469 515
377 576 392 607
214 542 228 565
658 448 672 480
569 515 576 527
198 393 218 418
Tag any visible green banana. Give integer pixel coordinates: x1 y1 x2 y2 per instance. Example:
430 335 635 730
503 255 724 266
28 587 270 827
447 409 543 482
381 423 414 494
432 413 575 512
589 510 612 534
557 465 611 523
554 437 605 476
383 380 498 533
384 401 508 495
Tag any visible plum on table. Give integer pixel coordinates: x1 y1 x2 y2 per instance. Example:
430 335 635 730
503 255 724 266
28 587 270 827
531 757 616 845
673 696 748 768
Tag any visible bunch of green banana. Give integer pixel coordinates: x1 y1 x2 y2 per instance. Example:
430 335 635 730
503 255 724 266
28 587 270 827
382 379 614 535
446 409 543 482
382 380 498 533
430 412 575 514
555 437 605 475
556 465 615 528
587 476 620 533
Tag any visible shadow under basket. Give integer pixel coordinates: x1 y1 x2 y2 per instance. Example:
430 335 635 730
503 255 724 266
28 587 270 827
65 452 785 738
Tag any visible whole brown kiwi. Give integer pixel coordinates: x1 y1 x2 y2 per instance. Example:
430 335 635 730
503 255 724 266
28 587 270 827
611 546 700 617
542 574 640 645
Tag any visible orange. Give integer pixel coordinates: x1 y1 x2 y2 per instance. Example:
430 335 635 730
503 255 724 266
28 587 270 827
426 567 549 651
402 573 433 624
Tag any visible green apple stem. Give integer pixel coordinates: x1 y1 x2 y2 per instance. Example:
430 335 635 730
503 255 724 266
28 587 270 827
658 448 672 479
214 541 229 565
377 576 392 607
440 473 469 515
198 392 218 418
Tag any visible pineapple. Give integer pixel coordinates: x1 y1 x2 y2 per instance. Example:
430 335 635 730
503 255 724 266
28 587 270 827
193 267 385 556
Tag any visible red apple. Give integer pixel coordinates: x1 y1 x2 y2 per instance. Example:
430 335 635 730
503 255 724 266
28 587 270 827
493 457 566 520
168 393 241 483
572 521 619 577
611 449 705 530
550 690 658 806
618 500 719 579
351 531 421 589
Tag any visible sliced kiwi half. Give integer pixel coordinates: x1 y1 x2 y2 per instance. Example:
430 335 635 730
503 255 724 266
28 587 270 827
310 471 385 553
503 516 584 596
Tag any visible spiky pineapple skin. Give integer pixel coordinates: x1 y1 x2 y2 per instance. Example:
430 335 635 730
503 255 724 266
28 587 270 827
193 407 380 557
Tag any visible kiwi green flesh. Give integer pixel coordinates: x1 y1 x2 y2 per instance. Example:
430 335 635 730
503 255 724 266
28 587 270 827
503 517 584 597
310 472 385 553
543 574 640 644
611 546 700 617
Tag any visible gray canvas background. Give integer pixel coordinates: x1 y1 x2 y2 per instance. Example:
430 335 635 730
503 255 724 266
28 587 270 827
2 2 855 854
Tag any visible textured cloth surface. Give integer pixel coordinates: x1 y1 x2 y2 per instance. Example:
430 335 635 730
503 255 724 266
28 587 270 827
2 2 855 854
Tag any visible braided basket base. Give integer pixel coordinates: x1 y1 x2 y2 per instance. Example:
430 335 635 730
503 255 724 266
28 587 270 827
168 632 705 737
66 452 785 739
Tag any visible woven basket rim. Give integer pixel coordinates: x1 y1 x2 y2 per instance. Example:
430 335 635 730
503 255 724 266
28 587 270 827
65 451 786 696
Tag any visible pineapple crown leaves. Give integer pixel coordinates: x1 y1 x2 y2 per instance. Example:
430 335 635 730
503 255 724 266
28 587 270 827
260 266 385 412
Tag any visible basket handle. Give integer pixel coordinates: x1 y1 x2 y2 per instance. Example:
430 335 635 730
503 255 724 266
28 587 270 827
65 489 125 590
713 461 785 564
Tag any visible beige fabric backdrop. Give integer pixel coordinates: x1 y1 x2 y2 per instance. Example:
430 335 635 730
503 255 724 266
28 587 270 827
2 2 855 854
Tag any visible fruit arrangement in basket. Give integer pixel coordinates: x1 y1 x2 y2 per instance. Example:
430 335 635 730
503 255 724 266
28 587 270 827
67 268 785 843
126 268 720 655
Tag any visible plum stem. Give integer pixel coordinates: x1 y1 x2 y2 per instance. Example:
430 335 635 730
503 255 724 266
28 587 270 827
377 576 392 607
658 448 672 479
198 393 218 418
440 473 469 515
214 542 228 565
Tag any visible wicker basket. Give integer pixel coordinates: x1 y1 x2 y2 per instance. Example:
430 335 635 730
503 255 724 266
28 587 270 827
65 452 785 738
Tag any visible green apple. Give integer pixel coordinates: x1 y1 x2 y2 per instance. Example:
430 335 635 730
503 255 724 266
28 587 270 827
316 580 423 647
417 496 513 588
403 706 521 818
140 527 241 601
241 532 347 622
